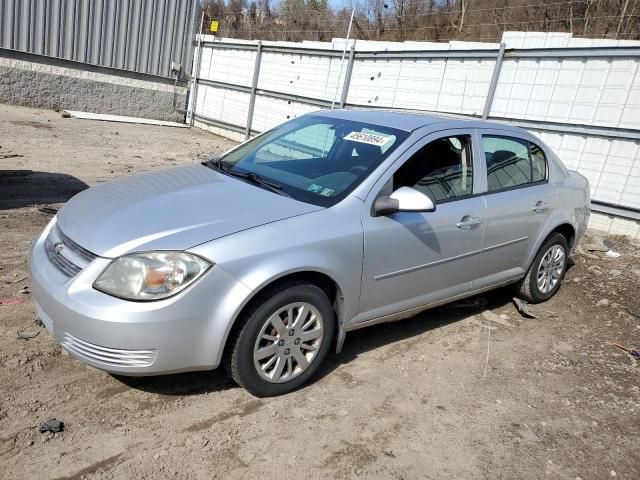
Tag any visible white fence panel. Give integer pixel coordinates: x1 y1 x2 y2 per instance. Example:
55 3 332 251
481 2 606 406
251 96 320 133
258 52 341 100
189 32 640 238
197 84 251 129
199 47 256 87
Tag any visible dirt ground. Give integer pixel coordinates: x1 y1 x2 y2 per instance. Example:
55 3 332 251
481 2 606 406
1 104 639 480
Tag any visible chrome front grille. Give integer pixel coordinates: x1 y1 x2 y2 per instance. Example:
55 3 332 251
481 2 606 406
45 235 82 276
61 332 157 368
44 224 97 277
56 226 96 263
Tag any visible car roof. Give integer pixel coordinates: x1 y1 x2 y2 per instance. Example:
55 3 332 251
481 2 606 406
310 108 530 136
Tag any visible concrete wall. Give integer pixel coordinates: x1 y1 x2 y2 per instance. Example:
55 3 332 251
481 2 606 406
0 51 187 122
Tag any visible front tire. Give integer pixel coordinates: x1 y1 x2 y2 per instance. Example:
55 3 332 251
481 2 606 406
227 282 335 397
517 233 569 303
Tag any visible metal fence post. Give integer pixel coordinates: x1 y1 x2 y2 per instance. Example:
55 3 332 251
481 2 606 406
482 42 506 120
245 41 263 140
187 12 205 126
339 45 356 109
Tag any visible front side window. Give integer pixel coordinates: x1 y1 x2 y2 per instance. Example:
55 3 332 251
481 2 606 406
215 116 408 207
483 135 547 192
394 135 473 203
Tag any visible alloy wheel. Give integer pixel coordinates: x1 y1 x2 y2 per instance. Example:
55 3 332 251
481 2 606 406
536 245 565 294
252 302 324 383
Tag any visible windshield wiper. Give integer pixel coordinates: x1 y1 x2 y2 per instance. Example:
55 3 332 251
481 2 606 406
202 158 291 198
201 157 229 172
229 170 292 198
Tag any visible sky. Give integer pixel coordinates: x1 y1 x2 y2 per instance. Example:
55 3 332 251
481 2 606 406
328 0 354 10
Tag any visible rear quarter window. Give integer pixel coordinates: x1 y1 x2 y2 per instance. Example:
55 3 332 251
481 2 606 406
530 142 547 182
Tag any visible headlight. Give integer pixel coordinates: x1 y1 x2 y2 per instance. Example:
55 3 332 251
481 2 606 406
93 252 211 301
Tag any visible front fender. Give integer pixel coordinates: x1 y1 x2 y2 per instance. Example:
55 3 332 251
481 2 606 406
188 197 365 363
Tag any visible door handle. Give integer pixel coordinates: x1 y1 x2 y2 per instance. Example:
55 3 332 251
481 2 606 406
532 201 549 213
456 216 481 230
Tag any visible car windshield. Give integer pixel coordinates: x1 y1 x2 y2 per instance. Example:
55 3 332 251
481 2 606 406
209 115 409 207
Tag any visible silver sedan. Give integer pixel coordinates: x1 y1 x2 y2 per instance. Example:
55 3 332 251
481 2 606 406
30 110 590 396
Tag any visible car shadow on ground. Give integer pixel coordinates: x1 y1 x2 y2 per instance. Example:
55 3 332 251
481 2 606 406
115 370 236 396
0 170 88 210
117 287 518 397
317 286 517 381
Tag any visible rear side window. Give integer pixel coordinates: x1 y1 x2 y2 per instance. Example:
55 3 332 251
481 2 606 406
482 135 547 192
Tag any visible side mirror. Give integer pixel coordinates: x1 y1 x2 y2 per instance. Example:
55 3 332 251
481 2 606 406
373 186 436 216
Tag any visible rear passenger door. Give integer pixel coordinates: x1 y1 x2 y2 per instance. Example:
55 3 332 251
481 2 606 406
473 130 556 289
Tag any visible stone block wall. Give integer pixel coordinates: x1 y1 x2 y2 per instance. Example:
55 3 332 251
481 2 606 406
0 54 188 122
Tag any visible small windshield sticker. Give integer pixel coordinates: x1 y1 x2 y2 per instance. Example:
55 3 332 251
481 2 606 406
344 131 392 147
307 184 334 196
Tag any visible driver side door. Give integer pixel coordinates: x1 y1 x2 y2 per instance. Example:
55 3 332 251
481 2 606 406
354 130 486 325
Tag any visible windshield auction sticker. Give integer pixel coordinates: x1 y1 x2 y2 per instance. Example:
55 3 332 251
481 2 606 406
343 131 392 147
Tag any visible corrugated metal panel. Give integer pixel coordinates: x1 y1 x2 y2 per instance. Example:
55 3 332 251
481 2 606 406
0 0 197 79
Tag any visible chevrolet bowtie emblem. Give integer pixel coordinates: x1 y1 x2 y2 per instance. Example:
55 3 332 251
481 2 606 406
53 241 64 254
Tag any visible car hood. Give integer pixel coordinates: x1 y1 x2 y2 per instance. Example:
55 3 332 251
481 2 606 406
56 164 322 258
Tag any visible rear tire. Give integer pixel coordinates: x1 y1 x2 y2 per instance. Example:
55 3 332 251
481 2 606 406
227 281 335 397
516 233 569 303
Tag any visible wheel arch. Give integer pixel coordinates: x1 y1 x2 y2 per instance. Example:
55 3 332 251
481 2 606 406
218 269 346 367
525 221 576 271
550 223 576 251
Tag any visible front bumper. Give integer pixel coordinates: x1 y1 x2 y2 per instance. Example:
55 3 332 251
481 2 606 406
29 221 253 375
